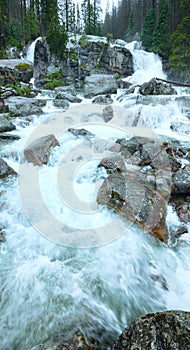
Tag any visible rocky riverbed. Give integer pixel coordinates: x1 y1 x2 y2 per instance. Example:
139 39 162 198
0 36 190 349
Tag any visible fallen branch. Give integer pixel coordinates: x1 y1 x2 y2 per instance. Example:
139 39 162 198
156 77 190 87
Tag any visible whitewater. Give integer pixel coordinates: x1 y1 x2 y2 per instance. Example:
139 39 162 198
0 39 190 349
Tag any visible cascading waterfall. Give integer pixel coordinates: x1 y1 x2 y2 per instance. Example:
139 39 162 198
0 39 190 350
125 41 166 85
115 41 190 137
26 37 42 64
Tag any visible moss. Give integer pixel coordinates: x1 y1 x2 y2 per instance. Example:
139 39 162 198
47 70 63 80
44 79 65 89
15 63 32 71
8 84 32 97
69 52 78 62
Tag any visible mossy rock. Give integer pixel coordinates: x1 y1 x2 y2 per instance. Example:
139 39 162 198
15 63 32 71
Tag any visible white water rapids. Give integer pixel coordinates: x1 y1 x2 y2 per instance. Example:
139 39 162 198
0 40 190 350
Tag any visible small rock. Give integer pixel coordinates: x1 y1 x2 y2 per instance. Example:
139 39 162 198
102 105 114 122
24 134 59 166
98 155 126 174
68 128 94 137
0 158 17 178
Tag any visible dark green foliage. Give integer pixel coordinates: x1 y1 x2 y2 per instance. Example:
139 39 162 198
141 8 156 51
152 0 172 57
126 12 134 42
169 0 190 79
46 20 68 58
44 80 65 89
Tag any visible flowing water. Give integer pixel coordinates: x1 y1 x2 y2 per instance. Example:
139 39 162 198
0 40 190 350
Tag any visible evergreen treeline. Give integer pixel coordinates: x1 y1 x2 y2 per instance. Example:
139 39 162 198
103 0 190 79
0 0 189 79
0 0 102 58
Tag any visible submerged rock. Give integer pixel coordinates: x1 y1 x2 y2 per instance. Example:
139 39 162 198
0 158 17 178
24 134 59 166
113 310 190 349
31 331 101 350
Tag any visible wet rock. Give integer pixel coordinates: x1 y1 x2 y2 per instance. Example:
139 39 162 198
24 134 59 166
169 196 190 224
53 99 70 109
92 95 113 104
7 96 46 117
102 105 114 122
175 225 188 237
97 137 178 242
0 115 16 132
84 74 118 98
68 128 94 137
33 39 49 80
113 310 190 349
31 331 101 350
172 165 190 195
0 59 33 84
97 170 168 242
55 91 82 103
139 78 176 95
0 132 20 140
0 228 5 243
98 155 126 174
0 158 17 178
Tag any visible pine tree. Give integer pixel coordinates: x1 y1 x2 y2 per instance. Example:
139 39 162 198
126 11 134 42
141 8 156 51
169 0 190 79
152 0 172 57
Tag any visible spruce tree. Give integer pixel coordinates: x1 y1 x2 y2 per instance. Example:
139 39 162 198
126 11 134 42
169 0 190 79
152 0 172 57
141 8 156 51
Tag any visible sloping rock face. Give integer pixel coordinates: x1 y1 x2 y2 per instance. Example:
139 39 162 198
113 310 190 349
0 59 33 84
33 39 49 80
139 78 176 95
72 39 133 79
24 134 59 165
97 137 179 243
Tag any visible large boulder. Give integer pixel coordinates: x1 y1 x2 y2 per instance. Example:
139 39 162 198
0 158 17 178
139 78 176 95
97 137 175 243
24 134 59 166
84 74 118 98
113 310 190 349
7 96 46 117
0 59 33 84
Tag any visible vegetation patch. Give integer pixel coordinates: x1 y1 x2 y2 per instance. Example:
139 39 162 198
44 79 65 90
15 63 32 71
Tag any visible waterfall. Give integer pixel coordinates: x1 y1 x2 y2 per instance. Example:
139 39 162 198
66 38 72 76
125 41 166 85
26 37 42 64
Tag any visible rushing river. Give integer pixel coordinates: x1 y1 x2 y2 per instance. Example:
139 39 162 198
0 40 190 350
